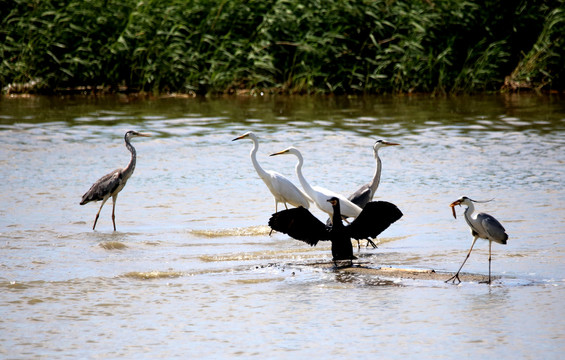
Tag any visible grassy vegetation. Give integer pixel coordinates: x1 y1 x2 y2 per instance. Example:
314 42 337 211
1 0 564 95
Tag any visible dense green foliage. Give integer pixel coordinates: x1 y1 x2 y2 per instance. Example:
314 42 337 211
1 0 564 94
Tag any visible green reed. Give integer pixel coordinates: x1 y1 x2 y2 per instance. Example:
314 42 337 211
1 0 563 94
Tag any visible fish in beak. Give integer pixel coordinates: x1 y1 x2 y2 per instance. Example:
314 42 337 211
449 199 461 219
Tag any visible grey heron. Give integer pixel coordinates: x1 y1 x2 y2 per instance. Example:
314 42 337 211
232 132 311 212
80 130 151 231
330 139 399 248
270 147 362 219
269 197 403 266
348 140 399 208
445 196 509 284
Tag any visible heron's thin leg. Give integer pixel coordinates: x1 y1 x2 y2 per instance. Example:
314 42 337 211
111 194 118 231
488 240 492 284
446 237 478 284
284 203 288 210
366 239 378 248
93 198 109 230
479 241 494 285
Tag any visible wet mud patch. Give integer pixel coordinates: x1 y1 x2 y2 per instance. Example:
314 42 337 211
122 271 184 280
302 261 497 284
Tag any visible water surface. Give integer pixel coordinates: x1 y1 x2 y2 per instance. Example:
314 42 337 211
1 94 564 359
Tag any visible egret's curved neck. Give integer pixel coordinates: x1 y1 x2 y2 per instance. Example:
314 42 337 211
249 137 269 179
293 151 316 197
368 150 382 194
123 135 137 178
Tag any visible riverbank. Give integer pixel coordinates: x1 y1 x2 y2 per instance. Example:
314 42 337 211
2 0 564 95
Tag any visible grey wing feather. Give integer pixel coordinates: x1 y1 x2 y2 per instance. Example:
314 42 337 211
478 213 508 244
80 169 122 204
348 184 372 208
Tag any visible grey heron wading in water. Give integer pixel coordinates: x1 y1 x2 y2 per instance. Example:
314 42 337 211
270 147 362 219
329 139 399 248
232 132 311 212
80 130 151 231
446 196 509 285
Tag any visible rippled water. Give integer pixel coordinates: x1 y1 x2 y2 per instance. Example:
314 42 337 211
1 94 564 359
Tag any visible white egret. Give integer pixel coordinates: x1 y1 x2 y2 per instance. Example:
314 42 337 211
270 147 362 218
232 132 311 212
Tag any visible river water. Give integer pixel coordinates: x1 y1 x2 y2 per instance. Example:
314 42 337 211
1 94 564 359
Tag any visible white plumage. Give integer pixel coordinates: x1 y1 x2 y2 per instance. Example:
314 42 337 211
270 147 362 219
233 132 311 211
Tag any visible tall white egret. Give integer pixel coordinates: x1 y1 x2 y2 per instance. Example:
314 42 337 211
270 147 362 218
232 132 311 211
446 196 509 284
269 197 402 266
80 130 151 231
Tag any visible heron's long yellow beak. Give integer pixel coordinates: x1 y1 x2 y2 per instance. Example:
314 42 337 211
137 133 151 137
232 134 247 141
383 141 400 146
449 200 461 219
270 150 288 156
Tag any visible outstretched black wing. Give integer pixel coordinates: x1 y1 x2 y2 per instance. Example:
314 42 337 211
347 201 403 240
268 207 330 246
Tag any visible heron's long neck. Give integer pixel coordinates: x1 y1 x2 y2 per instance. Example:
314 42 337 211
368 151 382 195
294 152 315 197
249 138 269 179
123 137 137 179
463 203 476 227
